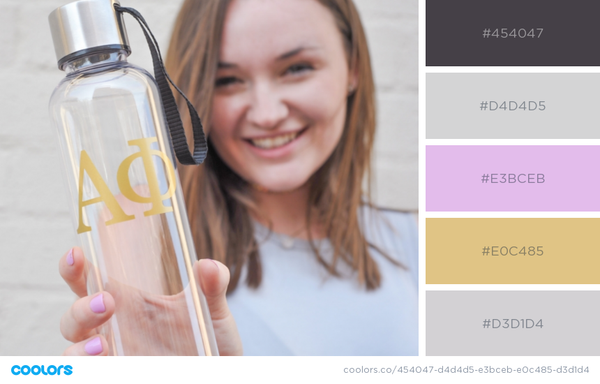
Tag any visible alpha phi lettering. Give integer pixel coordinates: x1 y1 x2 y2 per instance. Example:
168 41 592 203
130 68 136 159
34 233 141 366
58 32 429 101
117 137 177 216
77 137 176 234
77 150 134 234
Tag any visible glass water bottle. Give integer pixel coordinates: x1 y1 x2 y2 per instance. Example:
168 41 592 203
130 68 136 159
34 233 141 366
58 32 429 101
48 0 217 356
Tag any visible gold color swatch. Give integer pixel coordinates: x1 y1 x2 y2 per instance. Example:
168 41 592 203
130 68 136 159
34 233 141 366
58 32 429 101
427 218 600 284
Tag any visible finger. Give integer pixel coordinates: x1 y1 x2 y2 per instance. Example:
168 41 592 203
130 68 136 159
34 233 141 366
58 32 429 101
197 259 231 320
59 247 89 298
63 335 108 356
60 292 115 343
196 259 243 356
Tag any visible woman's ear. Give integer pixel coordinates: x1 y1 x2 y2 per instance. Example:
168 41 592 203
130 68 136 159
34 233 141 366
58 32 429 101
348 65 358 95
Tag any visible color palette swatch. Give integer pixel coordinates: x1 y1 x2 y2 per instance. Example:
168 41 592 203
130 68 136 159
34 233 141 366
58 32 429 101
427 218 600 284
427 292 600 356
427 0 600 66
427 74 600 139
427 146 600 211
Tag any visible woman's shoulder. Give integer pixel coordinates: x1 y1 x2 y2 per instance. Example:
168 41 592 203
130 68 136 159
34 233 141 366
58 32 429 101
360 204 418 243
363 204 417 229
360 204 418 283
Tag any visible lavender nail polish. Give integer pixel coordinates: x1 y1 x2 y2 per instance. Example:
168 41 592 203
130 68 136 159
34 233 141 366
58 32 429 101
84 337 103 355
66 249 74 266
90 294 105 314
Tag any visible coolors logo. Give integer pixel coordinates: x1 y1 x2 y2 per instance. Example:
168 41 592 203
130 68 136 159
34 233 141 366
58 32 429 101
11 365 72 376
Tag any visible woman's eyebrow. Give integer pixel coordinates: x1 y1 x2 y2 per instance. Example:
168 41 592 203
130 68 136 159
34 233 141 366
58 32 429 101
218 62 237 69
277 46 318 61
217 46 319 68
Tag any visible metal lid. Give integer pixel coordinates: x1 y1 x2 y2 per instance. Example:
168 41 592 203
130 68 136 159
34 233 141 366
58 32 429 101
48 0 131 70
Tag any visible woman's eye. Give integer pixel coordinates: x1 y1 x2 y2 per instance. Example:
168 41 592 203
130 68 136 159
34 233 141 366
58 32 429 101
215 76 241 87
285 63 313 75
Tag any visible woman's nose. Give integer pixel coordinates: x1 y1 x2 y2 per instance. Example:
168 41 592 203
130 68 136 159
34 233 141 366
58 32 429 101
246 82 288 129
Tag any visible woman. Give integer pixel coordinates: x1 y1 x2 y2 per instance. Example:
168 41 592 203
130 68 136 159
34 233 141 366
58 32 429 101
58 0 417 356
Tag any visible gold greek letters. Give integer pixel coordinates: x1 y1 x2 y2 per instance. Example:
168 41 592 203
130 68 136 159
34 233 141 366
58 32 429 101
117 137 176 216
77 137 176 233
77 150 135 234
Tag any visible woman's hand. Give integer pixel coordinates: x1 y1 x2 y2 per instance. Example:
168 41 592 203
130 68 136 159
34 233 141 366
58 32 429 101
58 247 243 356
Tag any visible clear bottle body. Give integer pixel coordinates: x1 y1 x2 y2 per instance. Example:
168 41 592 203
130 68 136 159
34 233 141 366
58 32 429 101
49 51 217 356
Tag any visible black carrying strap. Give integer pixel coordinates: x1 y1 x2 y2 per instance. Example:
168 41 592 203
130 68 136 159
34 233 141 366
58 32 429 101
115 4 207 165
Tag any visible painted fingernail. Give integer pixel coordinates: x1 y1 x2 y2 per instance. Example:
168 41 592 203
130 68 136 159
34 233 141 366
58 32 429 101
84 337 103 355
66 249 74 266
90 294 106 314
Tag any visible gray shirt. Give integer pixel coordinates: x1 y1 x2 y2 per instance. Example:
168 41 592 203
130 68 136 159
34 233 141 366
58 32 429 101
226 207 418 355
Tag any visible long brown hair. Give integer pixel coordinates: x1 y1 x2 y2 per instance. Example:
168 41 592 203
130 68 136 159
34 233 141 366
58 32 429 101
165 0 394 292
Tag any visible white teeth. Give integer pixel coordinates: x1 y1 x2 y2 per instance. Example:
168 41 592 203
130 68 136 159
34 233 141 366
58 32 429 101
250 131 299 149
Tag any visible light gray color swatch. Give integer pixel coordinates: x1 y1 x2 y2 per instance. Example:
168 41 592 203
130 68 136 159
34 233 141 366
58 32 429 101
427 73 600 139
427 291 600 356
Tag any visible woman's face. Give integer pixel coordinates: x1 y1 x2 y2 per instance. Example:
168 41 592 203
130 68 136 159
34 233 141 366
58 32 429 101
210 0 353 192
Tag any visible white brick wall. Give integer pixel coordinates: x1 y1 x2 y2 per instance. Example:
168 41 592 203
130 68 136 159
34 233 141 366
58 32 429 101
0 0 417 355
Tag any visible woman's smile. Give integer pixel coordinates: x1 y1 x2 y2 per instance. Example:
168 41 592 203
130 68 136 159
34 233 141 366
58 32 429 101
245 127 307 150
242 126 310 162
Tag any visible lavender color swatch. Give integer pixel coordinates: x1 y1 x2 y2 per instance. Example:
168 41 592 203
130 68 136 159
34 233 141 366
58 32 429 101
427 146 600 211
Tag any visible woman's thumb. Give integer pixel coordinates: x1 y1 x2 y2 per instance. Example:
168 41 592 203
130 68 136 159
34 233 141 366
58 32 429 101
195 259 243 356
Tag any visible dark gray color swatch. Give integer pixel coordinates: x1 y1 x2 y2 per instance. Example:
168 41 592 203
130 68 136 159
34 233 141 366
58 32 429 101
427 0 600 66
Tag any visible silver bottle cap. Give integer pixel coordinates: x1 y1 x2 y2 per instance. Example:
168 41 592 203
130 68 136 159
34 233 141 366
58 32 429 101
48 0 130 70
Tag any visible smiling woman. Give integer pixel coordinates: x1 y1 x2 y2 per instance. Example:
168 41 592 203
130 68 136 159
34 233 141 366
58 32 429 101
169 0 384 291
167 0 417 355
57 0 417 356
